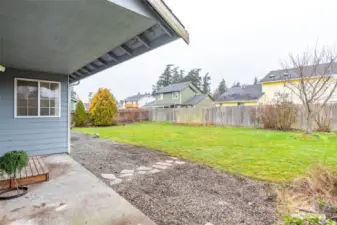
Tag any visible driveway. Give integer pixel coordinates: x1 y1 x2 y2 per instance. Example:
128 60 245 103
71 131 278 225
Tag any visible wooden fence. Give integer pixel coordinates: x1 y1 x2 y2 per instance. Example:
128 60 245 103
71 109 149 125
149 104 337 131
115 109 149 124
149 107 256 126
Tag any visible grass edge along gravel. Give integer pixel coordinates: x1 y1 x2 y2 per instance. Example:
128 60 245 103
75 122 337 183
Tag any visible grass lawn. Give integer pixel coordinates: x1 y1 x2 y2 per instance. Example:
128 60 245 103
76 122 337 182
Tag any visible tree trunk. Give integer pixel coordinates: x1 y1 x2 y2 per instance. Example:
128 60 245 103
305 112 313 134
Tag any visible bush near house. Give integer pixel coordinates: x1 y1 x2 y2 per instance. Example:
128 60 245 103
89 88 117 126
256 92 297 131
74 100 87 127
315 105 334 132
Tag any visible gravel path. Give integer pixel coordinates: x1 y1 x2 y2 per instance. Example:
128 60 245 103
71 131 278 225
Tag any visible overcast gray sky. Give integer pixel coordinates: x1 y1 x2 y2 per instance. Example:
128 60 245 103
75 0 337 102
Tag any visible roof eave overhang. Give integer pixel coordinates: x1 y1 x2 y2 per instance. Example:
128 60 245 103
145 0 189 44
69 1 189 84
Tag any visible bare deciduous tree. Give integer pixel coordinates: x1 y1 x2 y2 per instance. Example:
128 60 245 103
283 46 337 134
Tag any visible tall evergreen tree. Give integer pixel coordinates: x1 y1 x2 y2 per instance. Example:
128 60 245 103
183 68 202 89
171 66 184 83
213 78 228 99
218 78 228 94
254 77 259 85
152 64 174 95
202 72 211 94
232 81 241 87
157 64 173 87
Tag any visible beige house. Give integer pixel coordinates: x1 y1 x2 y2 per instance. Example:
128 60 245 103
260 63 337 104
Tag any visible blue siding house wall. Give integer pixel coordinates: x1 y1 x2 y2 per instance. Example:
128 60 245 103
0 68 69 156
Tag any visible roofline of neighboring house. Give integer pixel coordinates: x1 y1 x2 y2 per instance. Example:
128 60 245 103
208 94 215 101
181 82 205 95
154 81 190 94
215 93 265 103
261 73 337 84
71 98 78 102
183 94 212 106
125 94 152 101
215 99 259 103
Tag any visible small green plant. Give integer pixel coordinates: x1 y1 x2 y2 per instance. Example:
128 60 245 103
0 151 28 178
281 214 336 225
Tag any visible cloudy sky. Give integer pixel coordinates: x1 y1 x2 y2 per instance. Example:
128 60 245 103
75 0 337 102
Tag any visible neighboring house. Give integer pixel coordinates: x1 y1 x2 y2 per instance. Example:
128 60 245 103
83 103 90 112
117 102 124 109
70 98 78 112
261 63 337 104
123 93 154 109
0 0 188 156
153 82 214 108
143 100 155 108
215 84 265 106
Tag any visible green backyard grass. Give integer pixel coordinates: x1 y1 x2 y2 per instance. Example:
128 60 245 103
76 122 337 182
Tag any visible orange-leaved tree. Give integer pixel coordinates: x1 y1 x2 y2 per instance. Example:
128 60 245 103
89 88 117 126
74 100 87 127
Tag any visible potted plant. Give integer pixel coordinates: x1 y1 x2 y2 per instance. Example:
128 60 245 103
0 150 29 200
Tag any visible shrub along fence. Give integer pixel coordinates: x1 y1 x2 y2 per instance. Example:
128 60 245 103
72 108 149 125
149 104 337 131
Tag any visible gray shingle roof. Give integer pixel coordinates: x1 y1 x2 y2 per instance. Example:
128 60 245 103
125 93 151 101
155 82 191 94
216 84 263 102
183 94 208 105
261 62 337 83
143 100 155 107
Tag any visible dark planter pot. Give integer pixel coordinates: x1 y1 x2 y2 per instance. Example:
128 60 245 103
0 186 28 200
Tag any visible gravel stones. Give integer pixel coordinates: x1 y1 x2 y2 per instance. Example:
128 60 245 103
101 174 116 180
71 131 277 225
120 169 134 174
137 166 152 171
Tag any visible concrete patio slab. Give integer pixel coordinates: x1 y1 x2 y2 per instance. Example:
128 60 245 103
0 154 156 225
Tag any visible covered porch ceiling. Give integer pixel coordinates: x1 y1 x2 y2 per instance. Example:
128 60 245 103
0 0 189 83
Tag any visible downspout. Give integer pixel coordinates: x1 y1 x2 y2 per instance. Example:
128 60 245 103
67 76 71 154
70 80 80 86
0 37 5 72
68 80 80 154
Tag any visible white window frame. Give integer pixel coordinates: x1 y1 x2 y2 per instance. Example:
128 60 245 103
158 93 163 100
14 78 61 118
172 91 179 99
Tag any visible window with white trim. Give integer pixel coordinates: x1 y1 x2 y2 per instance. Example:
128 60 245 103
157 93 163 100
172 92 179 99
15 78 61 117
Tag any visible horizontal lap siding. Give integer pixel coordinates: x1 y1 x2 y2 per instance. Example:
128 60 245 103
0 68 69 156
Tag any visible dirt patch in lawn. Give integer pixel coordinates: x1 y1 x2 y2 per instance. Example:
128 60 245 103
71 131 278 225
